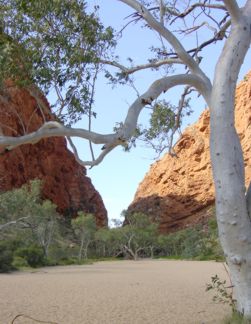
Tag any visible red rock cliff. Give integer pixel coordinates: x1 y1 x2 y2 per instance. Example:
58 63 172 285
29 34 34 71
129 73 251 233
0 84 107 227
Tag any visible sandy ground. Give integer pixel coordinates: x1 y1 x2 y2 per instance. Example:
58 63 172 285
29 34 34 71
0 260 231 324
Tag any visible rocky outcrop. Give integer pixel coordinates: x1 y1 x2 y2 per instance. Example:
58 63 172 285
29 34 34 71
129 73 251 233
0 84 107 227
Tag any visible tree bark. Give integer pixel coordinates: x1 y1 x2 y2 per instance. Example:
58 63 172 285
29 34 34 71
210 14 251 316
83 241 91 260
78 237 85 261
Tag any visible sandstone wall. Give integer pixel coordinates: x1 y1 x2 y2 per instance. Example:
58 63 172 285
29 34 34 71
0 84 107 227
129 73 251 233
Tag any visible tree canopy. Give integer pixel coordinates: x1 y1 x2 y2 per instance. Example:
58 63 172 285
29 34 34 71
0 0 114 125
0 0 240 165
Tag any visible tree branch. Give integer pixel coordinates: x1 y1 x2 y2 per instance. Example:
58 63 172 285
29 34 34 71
0 74 211 167
119 74 212 141
160 19 231 58
11 314 59 324
168 86 194 155
159 0 164 25
118 0 208 81
66 136 117 167
0 216 30 230
130 3 227 23
67 137 87 167
100 57 183 75
223 0 242 22
0 121 117 149
171 2 227 24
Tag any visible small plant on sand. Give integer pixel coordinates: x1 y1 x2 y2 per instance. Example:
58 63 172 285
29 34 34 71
206 273 251 323
206 273 236 311
222 312 251 324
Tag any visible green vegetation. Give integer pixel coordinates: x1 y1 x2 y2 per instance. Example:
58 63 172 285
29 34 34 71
0 180 62 269
206 274 236 311
222 312 251 324
72 212 97 261
206 270 251 323
0 181 223 272
15 245 46 268
96 212 159 260
0 0 115 125
0 241 14 272
157 217 223 261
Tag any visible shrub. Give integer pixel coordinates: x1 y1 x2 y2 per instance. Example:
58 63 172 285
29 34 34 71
0 241 14 272
15 245 46 268
58 257 78 265
12 256 28 268
157 216 224 260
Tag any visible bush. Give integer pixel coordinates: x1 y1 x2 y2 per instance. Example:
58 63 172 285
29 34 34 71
57 257 78 265
157 216 224 261
12 256 28 268
48 244 78 262
0 241 14 272
15 245 46 268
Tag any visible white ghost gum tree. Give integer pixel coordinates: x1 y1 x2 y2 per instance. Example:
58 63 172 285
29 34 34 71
1 0 251 317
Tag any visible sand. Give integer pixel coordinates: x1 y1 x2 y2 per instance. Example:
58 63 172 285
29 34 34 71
0 260 231 324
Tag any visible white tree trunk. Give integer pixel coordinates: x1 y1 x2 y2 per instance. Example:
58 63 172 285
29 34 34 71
78 237 85 261
210 16 251 316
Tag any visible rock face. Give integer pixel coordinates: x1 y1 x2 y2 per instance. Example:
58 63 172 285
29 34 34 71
0 84 107 227
129 73 251 233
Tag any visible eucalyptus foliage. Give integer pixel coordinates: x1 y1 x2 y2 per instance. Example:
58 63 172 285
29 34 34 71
0 0 115 124
0 180 59 256
72 212 97 260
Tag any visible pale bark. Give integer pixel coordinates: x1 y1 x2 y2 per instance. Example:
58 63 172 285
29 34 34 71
78 236 92 260
78 237 85 261
0 216 30 230
223 0 242 22
210 4 251 316
0 74 210 167
42 220 55 257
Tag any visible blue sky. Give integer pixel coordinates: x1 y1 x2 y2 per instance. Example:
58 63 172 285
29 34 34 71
74 1 251 225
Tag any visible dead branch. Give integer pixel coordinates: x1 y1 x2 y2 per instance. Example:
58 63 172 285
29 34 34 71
11 314 59 324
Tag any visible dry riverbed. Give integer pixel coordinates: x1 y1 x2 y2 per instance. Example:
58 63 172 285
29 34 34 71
0 260 230 324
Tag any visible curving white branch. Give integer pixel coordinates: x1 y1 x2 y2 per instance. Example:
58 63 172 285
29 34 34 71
119 74 212 141
0 121 118 149
84 74 211 166
83 144 119 167
67 137 88 167
66 136 117 167
0 74 211 167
